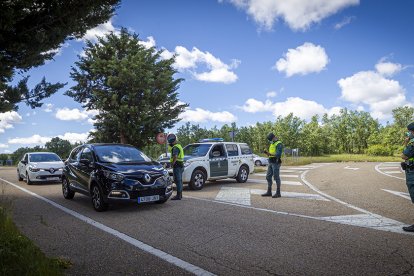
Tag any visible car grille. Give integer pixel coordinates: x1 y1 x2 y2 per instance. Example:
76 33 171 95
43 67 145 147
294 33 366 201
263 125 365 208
127 173 163 185
129 188 166 198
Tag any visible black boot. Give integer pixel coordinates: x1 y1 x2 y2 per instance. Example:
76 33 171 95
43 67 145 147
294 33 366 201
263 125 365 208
403 224 414 232
171 191 182 200
272 188 281 198
262 187 272 197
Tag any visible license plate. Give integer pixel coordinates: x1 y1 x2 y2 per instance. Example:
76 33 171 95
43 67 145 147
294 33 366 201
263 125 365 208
48 177 60 181
138 195 160 203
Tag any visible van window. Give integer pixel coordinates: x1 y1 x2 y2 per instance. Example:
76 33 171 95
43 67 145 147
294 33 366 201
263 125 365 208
226 144 239 156
240 144 252 155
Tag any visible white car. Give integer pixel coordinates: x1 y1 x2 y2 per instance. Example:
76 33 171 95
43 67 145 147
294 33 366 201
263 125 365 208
17 152 64 185
160 139 254 190
253 154 269 166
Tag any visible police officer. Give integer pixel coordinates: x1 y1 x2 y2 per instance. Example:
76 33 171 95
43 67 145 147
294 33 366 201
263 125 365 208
262 132 283 198
167 133 184 200
401 122 414 232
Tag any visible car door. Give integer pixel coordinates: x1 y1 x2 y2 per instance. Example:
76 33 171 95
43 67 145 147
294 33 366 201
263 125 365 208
77 147 96 191
18 154 28 177
67 146 88 193
225 144 239 176
209 144 228 178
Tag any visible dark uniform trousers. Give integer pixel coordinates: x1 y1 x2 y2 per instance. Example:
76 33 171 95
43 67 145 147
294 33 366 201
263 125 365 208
406 169 414 203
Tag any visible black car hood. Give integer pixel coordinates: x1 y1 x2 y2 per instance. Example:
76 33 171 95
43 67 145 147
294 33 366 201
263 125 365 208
99 162 165 176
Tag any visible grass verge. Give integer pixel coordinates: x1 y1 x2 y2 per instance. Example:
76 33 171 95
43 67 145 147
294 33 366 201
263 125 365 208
0 181 67 276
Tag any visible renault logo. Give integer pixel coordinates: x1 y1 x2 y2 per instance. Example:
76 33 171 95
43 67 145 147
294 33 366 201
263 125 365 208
50 168 55 174
144 174 151 183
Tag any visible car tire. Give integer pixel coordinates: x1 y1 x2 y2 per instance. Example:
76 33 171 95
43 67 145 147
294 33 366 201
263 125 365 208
236 165 249 183
189 169 206 190
62 177 75 199
17 170 23 181
255 160 262 166
91 184 108 212
26 172 33 185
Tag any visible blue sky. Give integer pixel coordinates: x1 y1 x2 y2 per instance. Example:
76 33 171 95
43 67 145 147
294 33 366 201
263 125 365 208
1 0 414 153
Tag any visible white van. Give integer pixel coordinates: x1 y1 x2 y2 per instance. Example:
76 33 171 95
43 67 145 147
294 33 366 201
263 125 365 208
162 139 254 190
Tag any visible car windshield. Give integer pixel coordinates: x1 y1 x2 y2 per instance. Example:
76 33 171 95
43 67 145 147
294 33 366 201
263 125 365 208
29 153 61 162
94 145 152 164
183 144 211 157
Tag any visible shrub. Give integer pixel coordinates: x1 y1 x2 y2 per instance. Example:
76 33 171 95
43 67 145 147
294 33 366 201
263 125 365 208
366 145 393 156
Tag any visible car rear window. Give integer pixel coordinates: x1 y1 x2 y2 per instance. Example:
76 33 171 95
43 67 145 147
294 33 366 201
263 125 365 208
94 145 152 164
239 144 252 155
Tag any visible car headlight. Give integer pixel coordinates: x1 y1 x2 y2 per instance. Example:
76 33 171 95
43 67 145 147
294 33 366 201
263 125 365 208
103 170 125 182
163 169 169 177
29 166 40 172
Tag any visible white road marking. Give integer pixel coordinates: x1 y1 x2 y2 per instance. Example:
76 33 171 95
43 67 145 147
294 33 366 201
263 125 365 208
250 189 330 201
215 187 251 206
247 179 302 186
254 173 300 178
379 166 400 170
375 163 405 180
383 171 402 174
280 170 299 173
1 178 215 276
382 189 411 200
300 170 412 235
344 166 359 170
319 214 408 233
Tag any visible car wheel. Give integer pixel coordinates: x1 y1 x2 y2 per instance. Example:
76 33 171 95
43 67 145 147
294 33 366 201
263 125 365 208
62 177 75 199
236 165 249 183
26 172 33 185
91 184 108 212
17 170 23 181
189 169 206 190
255 160 262 166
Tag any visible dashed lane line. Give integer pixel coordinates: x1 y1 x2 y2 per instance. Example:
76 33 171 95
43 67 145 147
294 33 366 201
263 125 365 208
0 178 215 276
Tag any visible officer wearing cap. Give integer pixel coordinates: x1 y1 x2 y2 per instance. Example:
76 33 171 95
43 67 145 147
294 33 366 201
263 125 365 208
262 132 283 198
401 122 414 232
167 133 184 200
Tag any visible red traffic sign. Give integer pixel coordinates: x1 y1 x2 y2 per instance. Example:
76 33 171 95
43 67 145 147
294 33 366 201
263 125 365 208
156 133 166 144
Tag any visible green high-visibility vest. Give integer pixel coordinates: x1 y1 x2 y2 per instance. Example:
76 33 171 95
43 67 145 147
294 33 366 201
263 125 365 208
268 140 282 155
170 144 184 162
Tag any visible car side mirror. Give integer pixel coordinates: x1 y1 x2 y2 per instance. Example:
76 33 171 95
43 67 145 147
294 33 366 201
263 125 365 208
79 159 91 166
212 151 221 157
21 160 27 165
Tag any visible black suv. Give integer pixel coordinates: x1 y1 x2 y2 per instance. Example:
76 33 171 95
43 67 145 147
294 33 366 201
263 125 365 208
62 143 173 211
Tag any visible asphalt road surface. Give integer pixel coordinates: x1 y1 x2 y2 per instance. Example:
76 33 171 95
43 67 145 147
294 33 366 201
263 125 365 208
1 162 413 275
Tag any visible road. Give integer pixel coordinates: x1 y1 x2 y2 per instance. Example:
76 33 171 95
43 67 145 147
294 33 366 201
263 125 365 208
1 162 413 275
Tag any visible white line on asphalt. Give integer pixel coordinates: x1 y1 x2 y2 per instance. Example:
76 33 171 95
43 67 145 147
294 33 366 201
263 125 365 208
382 189 411 200
215 187 251 206
379 166 401 169
250 189 330 201
383 171 402 174
247 179 302 186
0 178 215 276
374 164 405 180
279 170 300 173
254 173 300 177
344 166 359 170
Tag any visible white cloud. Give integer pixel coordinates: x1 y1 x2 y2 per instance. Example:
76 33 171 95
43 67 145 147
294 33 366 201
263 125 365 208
170 46 239 84
179 107 237 123
375 61 402 77
240 97 341 120
275 43 329 77
0 111 22 133
55 108 98 123
9 134 51 145
0 144 8 149
222 0 359 31
8 132 90 146
81 20 117 42
338 70 407 119
334 16 355 29
139 36 156 49
266 91 277 98
43 103 54 112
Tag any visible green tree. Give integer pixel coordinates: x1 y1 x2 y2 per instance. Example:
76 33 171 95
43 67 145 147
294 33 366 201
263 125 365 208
10 146 45 165
67 28 188 148
0 0 120 112
45 137 73 159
